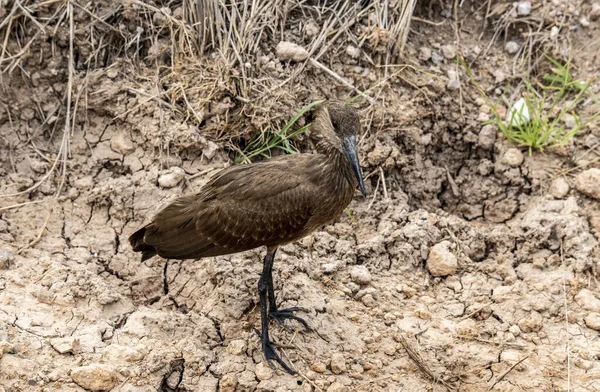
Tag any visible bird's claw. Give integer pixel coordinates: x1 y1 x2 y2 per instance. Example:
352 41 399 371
269 307 312 331
262 337 296 375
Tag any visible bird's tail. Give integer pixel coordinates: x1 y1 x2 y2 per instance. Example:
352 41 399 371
129 227 157 262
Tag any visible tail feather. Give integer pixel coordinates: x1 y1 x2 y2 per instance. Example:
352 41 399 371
129 227 157 262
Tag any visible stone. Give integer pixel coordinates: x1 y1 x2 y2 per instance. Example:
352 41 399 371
508 324 521 336
327 382 346 392
227 339 247 355
311 362 326 373
50 337 80 355
549 177 569 199
493 69 506 83
447 70 460 90
71 364 116 391
517 310 543 333
103 344 145 362
478 124 496 150
441 44 456 59
254 362 273 381
275 41 309 62
505 41 519 54
419 47 432 61
350 265 372 285
426 241 458 277
584 313 600 331
502 148 524 167
590 3 600 21
330 353 347 374
203 141 219 160
575 169 600 200
110 133 135 155
158 167 185 188
346 45 360 59
517 1 531 16
220 374 237 392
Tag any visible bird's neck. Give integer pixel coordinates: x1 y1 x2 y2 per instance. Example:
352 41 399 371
324 146 357 189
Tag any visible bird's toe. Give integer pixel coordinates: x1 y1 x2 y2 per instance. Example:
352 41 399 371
269 307 312 331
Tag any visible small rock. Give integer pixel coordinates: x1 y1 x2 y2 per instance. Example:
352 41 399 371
426 241 457 277
50 337 80 355
584 313 600 331
227 339 247 355
517 1 531 16
103 344 145 363
330 353 347 374
203 141 219 160
71 364 116 391
500 350 521 362
346 45 360 59
447 70 460 90
158 167 185 188
575 358 594 370
419 47 432 61
478 124 496 150
350 265 372 285
220 374 237 392
502 148 524 167
575 168 600 200
508 324 521 336
518 310 543 333
275 41 309 62
431 51 444 65
327 382 346 392
441 44 456 59
311 362 326 373
590 3 600 21
361 294 376 307
305 21 320 37
580 16 590 27
254 362 273 381
0 249 14 269
493 69 506 83
505 41 519 54
549 177 569 199
562 113 577 129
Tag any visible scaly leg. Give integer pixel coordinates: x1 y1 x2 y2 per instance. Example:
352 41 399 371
258 247 295 374
264 248 311 331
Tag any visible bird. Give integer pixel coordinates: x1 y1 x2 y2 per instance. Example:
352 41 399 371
129 100 366 374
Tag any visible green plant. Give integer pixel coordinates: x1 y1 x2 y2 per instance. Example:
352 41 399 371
233 100 323 163
463 56 600 155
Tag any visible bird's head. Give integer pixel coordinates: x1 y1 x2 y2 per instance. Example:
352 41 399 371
311 101 366 197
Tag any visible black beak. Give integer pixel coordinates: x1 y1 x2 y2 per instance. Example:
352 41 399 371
342 135 366 198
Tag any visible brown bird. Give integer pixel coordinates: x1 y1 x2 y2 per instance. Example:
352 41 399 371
129 101 365 374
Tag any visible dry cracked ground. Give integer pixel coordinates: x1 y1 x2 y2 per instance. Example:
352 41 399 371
2 1 600 392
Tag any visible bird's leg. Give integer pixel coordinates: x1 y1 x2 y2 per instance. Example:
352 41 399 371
258 248 296 374
265 248 311 331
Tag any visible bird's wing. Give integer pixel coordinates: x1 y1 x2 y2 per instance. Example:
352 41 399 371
138 158 317 260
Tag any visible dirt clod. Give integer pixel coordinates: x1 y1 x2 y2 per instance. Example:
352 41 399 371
330 353 347 375
71 364 117 391
426 241 458 277
575 168 600 200
276 41 309 62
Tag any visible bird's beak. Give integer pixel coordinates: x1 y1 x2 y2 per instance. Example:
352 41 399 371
342 135 367 198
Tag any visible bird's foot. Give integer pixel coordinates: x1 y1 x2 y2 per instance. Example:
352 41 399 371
269 307 311 331
260 334 296 375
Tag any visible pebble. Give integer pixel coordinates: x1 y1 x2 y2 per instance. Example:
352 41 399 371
584 313 600 331
103 344 145 363
549 177 569 199
562 113 577 129
203 141 219 160
478 124 496 150
517 1 531 16
275 41 309 62
493 69 506 83
431 51 444 65
502 148 524 167
426 241 457 277
311 362 326 373
447 70 460 91
441 44 456 59
346 45 360 59
50 337 80 355
330 353 347 374
305 21 320 36
575 168 600 200
350 265 372 285
254 362 273 381
220 374 237 392
158 167 185 188
575 358 594 370
71 364 116 391
591 3 600 21
500 350 521 362
517 310 543 332
227 339 247 355
508 324 521 336
110 133 134 155
419 47 432 61
327 382 346 392
505 41 519 54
